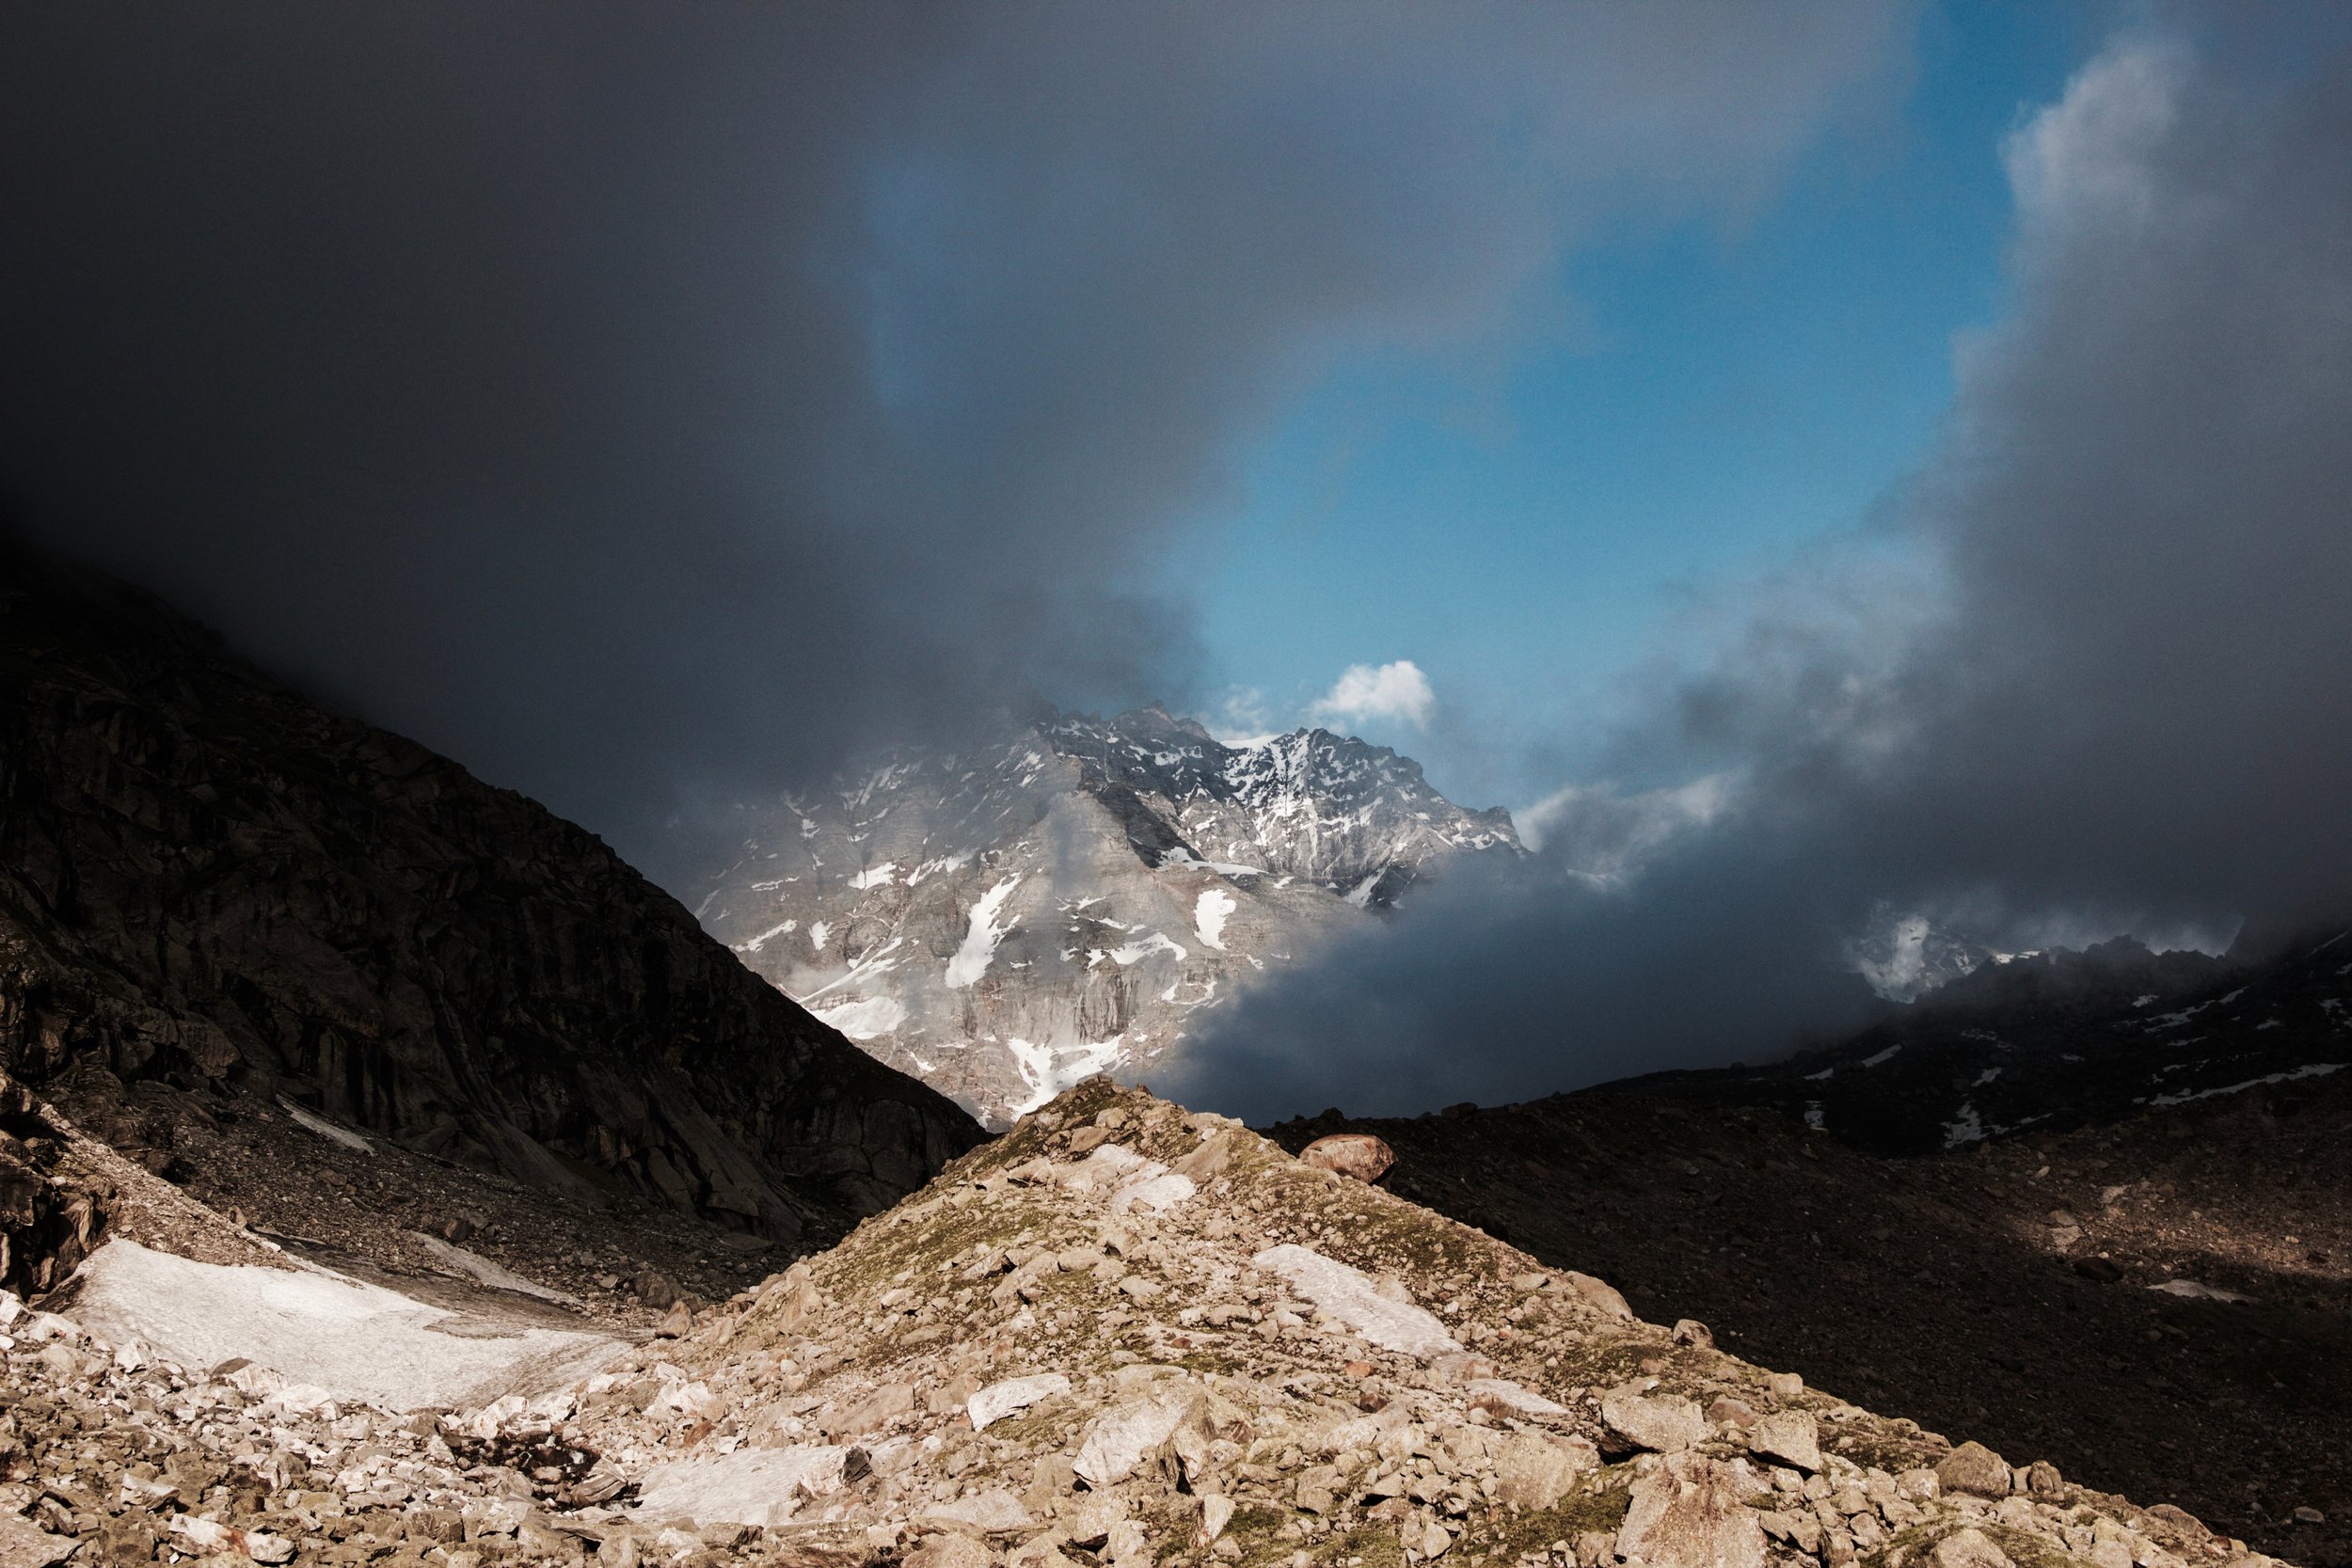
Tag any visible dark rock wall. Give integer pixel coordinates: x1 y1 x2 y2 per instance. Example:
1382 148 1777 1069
0 543 982 1244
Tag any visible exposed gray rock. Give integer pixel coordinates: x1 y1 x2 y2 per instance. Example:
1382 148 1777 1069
1566 1270 1636 1321
1932 1526 2018 1568
1301 1132 1395 1183
1617 1453 1768 1568
1602 1382 1708 1453
0 1513 78 1568
1937 1440 2013 1499
1493 1429 1597 1509
1748 1409 1823 1472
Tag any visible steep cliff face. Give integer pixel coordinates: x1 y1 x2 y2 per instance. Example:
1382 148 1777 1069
695 704 1522 1126
0 544 982 1245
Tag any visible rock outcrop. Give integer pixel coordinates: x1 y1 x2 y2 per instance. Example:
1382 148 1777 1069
0 542 982 1245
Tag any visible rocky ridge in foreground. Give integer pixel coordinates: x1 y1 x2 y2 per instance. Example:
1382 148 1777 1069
1269 1073 2352 1568
0 1077 2291 1568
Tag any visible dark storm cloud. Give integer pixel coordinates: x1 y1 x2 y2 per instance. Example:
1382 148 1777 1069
0 1 1901 886
1177 19 2352 1122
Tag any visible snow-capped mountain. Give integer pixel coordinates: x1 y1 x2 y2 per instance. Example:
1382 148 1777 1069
1846 911 2007 1003
692 704 1522 1126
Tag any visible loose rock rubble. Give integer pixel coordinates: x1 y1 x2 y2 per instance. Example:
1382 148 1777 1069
0 1079 2302 1568
1274 1074 2352 1565
0 1081 2305 1568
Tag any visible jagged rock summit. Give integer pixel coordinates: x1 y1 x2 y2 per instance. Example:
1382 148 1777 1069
0 541 980 1252
0 1079 2290 1568
695 705 1521 1127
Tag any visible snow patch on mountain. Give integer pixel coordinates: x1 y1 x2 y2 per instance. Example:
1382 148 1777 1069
1004 1037 1130 1117
946 877 1023 989
1195 889 1234 951
810 995 909 1040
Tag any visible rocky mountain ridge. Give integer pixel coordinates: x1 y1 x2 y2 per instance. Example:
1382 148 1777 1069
0 1074 2304 1568
1627 928 2343 1156
0 540 980 1251
695 705 1521 1127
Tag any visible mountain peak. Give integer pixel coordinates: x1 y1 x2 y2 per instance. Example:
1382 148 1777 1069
699 709 1521 1127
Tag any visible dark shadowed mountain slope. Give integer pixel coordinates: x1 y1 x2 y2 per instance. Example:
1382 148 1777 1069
1272 1045 2352 1565
0 539 981 1250
1618 930 2348 1155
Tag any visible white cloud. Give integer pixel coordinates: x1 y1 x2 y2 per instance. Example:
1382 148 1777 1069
1203 687 1279 748
1308 660 1435 731
1517 773 1733 882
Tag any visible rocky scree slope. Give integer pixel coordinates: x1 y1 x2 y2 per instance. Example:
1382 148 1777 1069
696 705 1520 1127
0 544 981 1249
1273 1070 2352 1568
0 1077 2290 1568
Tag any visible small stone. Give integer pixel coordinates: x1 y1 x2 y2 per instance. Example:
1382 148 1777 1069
1601 1383 1708 1453
245 1530 297 1564
1057 1492 1126 1550
1300 1133 1395 1183
907 1534 994 1568
2025 1460 2064 1497
918 1490 1033 1534
1494 1430 1598 1510
1766 1371 1804 1401
0 1515 78 1568
1936 1441 2011 1499
968 1372 1070 1431
1565 1271 1635 1321
1073 1394 1199 1488
654 1301 693 1338
1748 1410 1823 1473
823 1381 915 1438
1932 1527 2016 1568
2295 1508 2326 1525
1671 1319 1714 1350
1200 1494 1236 1542
1706 1396 1758 1428
1897 1469 1941 1502
1616 1452 1767 1568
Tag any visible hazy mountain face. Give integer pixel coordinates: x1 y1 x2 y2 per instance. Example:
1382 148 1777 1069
692 705 1520 1125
